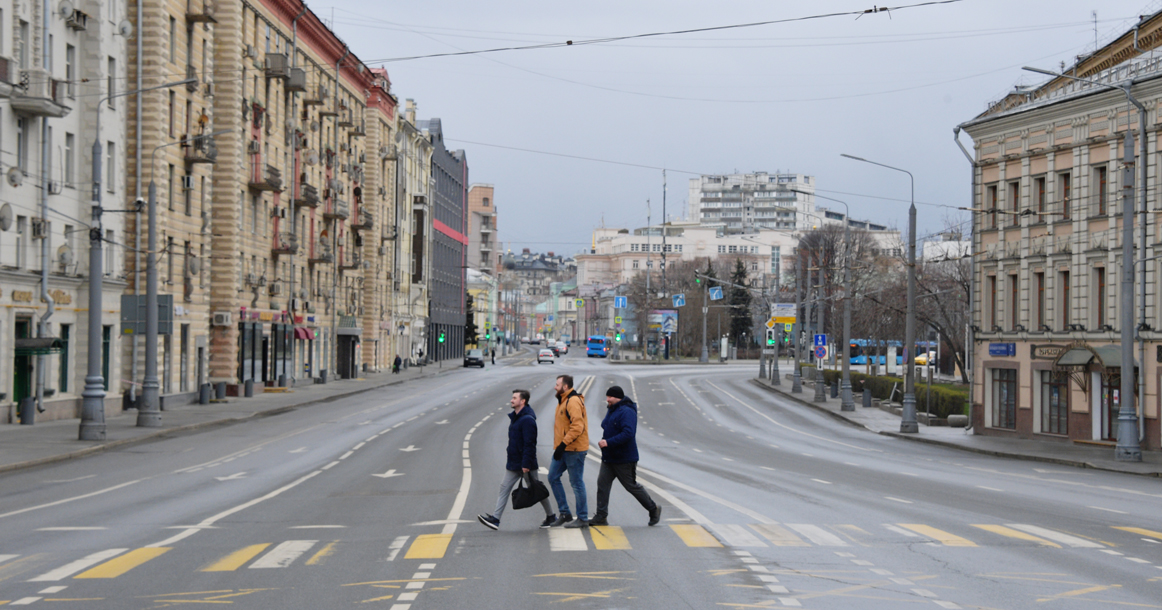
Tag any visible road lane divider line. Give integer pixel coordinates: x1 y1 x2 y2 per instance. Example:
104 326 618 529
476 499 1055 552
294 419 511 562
74 547 170 579
583 451 710 525
897 524 977 547
589 526 631 550
249 540 317 569
0 554 18 565
28 549 127 582
670 524 723 548
404 535 452 559
633 462 775 525
0 480 143 520
201 544 271 571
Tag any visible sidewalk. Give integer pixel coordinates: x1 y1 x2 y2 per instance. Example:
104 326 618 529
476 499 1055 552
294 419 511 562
751 374 1162 478
0 363 458 475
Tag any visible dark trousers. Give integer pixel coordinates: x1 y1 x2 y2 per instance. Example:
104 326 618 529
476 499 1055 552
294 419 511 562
594 461 655 519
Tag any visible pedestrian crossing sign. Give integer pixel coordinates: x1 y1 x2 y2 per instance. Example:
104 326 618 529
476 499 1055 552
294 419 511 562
575 298 584 308
615 316 622 324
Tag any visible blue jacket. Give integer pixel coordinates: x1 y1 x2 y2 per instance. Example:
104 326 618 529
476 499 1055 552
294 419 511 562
505 406 539 472
599 398 640 464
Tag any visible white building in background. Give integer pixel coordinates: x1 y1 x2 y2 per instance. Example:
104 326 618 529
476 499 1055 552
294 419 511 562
0 0 128 421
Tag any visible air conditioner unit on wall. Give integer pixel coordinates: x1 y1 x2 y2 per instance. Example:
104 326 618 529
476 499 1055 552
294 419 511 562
181 175 195 191
211 311 232 326
31 217 47 239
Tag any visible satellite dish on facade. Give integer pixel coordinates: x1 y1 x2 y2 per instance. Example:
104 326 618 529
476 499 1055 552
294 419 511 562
0 203 12 231
187 256 202 275
310 120 319 132
57 244 74 267
59 0 73 16
117 19 134 37
306 151 319 166
7 167 24 188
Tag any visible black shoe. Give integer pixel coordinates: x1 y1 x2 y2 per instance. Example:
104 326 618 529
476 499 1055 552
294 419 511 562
540 514 557 529
550 513 573 527
564 519 589 528
478 514 500 530
588 516 609 527
648 504 662 527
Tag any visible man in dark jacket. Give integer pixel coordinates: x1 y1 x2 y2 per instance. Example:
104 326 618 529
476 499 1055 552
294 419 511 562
589 386 662 527
478 389 556 530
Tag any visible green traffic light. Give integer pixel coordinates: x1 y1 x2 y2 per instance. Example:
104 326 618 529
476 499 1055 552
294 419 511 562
438 331 446 343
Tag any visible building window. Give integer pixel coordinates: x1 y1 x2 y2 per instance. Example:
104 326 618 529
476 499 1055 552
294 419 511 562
106 142 115 192
988 275 997 329
58 324 70 393
1009 273 1019 330
168 91 176 137
64 133 74 185
1040 371 1069 435
1035 176 1046 214
482 197 489 207
718 245 726 254
986 184 998 228
1008 181 1020 226
1059 172 1071 220
167 164 175 211
630 244 638 252
632 260 639 269
169 16 177 64
107 57 116 106
65 44 75 98
1059 270 1070 330
105 229 115 273
15 216 26 268
992 368 1017 430
771 247 780 274
1094 166 1107 216
728 245 737 254
1034 271 1045 329
16 117 26 170
1094 267 1106 328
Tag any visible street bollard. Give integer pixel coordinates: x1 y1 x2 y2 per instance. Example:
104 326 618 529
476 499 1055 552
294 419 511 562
199 383 210 405
215 382 226 400
320 370 328 384
244 379 254 397
862 389 872 408
278 374 287 388
831 382 839 398
18 397 35 425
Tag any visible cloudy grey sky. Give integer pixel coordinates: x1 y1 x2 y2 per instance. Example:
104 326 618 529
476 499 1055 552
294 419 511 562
319 0 1161 255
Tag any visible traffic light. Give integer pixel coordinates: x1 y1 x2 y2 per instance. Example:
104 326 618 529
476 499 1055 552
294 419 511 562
695 277 701 284
484 331 490 339
765 328 776 346
438 331 446 343
615 332 622 342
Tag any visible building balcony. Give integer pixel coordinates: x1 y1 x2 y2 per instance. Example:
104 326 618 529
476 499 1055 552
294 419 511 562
185 0 216 22
11 70 70 117
294 182 320 208
479 225 493 234
272 233 298 256
287 68 307 93
182 135 218 165
352 210 373 231
323 198 349 220
339 252 362 270
248 163 283 192
264 53 290 80
308 243 333 265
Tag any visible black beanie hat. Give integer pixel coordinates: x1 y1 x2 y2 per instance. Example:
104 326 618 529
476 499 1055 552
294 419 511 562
606 385 625 399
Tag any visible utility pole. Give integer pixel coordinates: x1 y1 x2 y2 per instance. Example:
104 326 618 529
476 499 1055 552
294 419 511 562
700 274 708 363
771 259 781 386
812 253 826 404
792 251 803 393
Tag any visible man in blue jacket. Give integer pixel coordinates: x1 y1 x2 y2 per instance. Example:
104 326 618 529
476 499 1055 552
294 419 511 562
478 389 556 530
589 386 662 527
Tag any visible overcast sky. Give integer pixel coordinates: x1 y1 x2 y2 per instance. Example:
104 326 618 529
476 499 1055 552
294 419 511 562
319 0 1162 256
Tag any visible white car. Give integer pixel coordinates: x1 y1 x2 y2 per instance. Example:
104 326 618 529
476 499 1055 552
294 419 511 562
537 349 555 364
556 341 568 355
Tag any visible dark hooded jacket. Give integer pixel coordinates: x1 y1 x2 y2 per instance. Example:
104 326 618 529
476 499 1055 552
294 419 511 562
599 397 640 464
505 406 539 472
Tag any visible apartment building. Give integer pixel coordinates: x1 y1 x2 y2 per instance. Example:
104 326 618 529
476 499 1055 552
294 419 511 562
123 0 397 397
961 11 1162 449
391 99 431 364
417 118 466 363
689 173 820 232
0 0 129 421
467 183 497 275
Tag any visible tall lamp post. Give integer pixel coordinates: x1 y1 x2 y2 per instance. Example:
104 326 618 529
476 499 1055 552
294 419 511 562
800 191 855 411
841 153 919 433
1022 66 1143 462
80 77 195 440
139 129 229 427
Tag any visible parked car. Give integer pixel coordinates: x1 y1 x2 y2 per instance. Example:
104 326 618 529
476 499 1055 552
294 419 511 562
463 349 485 368
537 349 555 364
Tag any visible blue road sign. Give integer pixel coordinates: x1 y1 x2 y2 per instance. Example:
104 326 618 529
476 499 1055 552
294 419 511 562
814 334 827 348
708 286 723 301
814 346 827 360
672 294 686 307
614 296 627 309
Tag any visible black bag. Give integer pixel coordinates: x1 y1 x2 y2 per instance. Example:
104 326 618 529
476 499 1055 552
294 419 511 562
511 473 550 510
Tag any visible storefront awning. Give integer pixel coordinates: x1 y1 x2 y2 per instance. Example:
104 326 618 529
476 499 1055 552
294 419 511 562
1055 345 1136 370
294 327 313 340
14 337 64 356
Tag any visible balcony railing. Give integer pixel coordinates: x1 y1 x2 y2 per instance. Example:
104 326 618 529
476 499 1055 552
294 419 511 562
272 233 298 255
12 70 70 117
308 242 333 265
322 198 349 220
182 135 218 164
248 163 283 192
352 210 373 230
294 182 319 208
339 252 362 270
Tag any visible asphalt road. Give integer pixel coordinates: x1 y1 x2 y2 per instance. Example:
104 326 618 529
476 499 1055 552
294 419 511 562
1 348 1160 609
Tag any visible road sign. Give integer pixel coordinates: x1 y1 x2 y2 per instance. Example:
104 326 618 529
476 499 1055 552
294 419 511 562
814 346 827 360
662 317 678 333
814 334 827 347
765 318 777 329
784 323 793 332
672 294 686 307
614 316 622 324
614 296 627 309
575 298 584 308
547 315 554 322
708 286 723 301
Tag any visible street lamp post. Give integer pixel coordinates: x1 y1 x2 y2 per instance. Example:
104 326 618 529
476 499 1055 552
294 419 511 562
1022 66 1142 462
80 78 195 440
842 153 918 433
792 251 803 393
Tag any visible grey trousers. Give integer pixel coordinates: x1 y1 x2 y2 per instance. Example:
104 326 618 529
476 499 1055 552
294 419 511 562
491 469 552 521
594 461 656 518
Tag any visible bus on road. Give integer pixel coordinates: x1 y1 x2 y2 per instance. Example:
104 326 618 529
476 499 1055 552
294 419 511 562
586 335 609 358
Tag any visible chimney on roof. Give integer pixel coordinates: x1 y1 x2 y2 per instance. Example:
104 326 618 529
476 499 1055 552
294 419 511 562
522 248 531 255
547 252 554 257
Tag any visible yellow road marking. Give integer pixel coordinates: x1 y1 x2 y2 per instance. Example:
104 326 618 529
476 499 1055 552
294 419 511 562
532 571 634 580
749 523 808 546
42 599 105 602
359 594 396 603
532 587 626 602
589 526 631 550
74 547 171 579
305 541 338 566
403 534 451 559
343 578 466 586
1036 584 1120 602
897 524 977 547
971 525 1061 548
670 524 723 547
1113 526 1162 541
201 544 271 572
706 569 749 577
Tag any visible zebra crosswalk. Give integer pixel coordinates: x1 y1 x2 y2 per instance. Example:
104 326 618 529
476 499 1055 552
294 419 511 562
0 521 1155 583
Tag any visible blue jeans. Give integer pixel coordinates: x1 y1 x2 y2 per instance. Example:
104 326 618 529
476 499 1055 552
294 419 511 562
548 451 588 520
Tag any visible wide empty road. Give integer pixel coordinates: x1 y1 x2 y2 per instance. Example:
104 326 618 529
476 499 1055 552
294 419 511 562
1 349 1160 609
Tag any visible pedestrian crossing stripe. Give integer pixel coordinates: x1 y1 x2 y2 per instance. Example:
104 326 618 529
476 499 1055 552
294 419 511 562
74 547 170 579
589 526 631 550
897 524 977 547
670 524 723 547
404 534 452 559
547 529 588 552
750 524 809 547
970 525 1060 548
249 540 317 569
201 544 271 572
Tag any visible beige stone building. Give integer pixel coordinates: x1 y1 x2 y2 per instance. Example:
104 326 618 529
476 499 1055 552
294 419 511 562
124 0 398 396
961 11 1162 449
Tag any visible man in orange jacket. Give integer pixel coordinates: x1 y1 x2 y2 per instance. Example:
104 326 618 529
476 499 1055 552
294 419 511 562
547 374 589 528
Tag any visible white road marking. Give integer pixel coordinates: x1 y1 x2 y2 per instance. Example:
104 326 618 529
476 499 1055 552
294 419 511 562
884 525 920 538
352 442 366 450
1088 506 1128 514
214 472 248 481
890 577 914 585
710 525 767 547
410 520 472 526
869 568 893 576
852 559 874 566
339 451 354 460
933 601 961 609
767 584 790 593
37 586 67 594
786 524 847 546
45 475 96 483
1006 524 1103 548
36 527 107 531
976 486 1004 492
29 549 127 581
399 445 421 452
289 447 307 454
11 597 41 605
779 598 801 607
912 589 937 598
0 480 142 520
372 470 405 479
290 525 346 529
885 497 913 504
419 563 436 570
249 540 317 568
435 420 449 425
548 529 588 551
1126 557 1152 564
811 479 832 485
633 461 775 525
386 536 409 561
322 461 340 470
0 554 18 564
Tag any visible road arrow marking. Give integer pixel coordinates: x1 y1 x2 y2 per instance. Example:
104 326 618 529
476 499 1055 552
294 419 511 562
372 469 405 478
435 420 449 425
215 472 248 481
289 447 307 454
399 445 420 452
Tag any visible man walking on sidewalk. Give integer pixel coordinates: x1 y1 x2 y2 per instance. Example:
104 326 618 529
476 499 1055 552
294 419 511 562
478 390 556 530
589 386 662 527
547 375 589 528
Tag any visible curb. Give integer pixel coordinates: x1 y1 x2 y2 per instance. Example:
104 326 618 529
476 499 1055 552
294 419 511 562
0 367 453 476
747 377 1162 478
